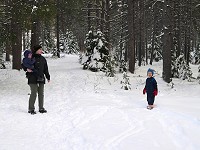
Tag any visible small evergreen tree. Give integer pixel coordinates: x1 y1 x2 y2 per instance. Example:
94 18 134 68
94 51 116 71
120 64 131 90
153 42 162 62
171 50 178 78
193 44 200 64
0 44 6 69
105 55 116 77
175 54 192 81
82 30 97 70
197 65 200 84
60 30 79 54
82 30 111 73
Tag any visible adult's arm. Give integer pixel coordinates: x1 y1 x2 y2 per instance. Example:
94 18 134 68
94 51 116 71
43 58 50 81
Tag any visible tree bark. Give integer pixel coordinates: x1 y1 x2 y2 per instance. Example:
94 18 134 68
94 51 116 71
162 0 172 83
127 0 135 73
56 0 60 58
5 41 11 61
105 0 110 44
11 7 22 70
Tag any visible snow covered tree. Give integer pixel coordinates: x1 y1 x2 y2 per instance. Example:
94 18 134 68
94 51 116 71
82 30 98 70
120 62 131 90
193 44 200 64
105 55 116 77
171 50 179 78
198 65 200 84
60 30 79 54
0 45 5 69
175 54 192 81
82 30 110 72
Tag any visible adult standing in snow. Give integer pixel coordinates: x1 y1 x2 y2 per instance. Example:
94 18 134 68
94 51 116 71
26 45 50 115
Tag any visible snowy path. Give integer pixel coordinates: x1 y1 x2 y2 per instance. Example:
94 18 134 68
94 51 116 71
0 55 200 150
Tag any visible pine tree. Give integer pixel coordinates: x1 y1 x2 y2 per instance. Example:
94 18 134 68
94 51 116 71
193 44 200 64
120 62 131 90
60 30 79 54
105 55 116 77
0 45 5 69
175 54 192 81
197 65 200 84
171 50 179 78
82 30 110 72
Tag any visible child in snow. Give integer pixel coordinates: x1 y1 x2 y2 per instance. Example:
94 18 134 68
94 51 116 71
22 50 43 81
143 68 158 110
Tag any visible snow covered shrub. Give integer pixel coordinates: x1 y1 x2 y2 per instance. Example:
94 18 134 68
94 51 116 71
153 49 162 62
0 46 5 69
175 54 192 81
105 55 116 77
191 44 200 64
60 30 79 54
197 65 200 84
82 30 110 73
171 50 178 78
120 62 131 90
121 71 131 90
167 79 174 88
79 53 83 64
41 28 56 54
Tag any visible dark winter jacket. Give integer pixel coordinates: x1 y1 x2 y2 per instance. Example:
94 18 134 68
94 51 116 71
145 77 157 94
27 54 50 84
23 58 35 70
23 50 35 70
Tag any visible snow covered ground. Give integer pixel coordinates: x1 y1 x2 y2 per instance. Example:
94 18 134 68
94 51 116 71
0 55 200 150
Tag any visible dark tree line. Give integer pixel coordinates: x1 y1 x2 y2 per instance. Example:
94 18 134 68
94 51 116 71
81 0 200 82
0 0 200 82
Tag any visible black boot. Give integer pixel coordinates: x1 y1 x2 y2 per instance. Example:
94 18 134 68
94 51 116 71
39 108 47 113
28 110 36 115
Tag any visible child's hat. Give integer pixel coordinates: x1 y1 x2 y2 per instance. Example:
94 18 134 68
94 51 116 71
147 68 154 75
24 50 32 58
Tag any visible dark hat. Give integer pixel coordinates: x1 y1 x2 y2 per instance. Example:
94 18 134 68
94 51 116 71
32 45 42 54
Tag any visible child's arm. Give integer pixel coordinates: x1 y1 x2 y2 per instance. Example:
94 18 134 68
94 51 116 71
153 79 158 96
143 80 147 94
22 59 33 70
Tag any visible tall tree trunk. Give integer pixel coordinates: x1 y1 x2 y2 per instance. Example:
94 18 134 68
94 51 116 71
127 0 135 73
11 14 22 70
150 6 157 65
31 17 40 49
138 0 145 66
105 0 110 45
96 0 100 29
5 41 11 61
88 1 92 31
162 0 172 83
173 0 181 57
56 0 60 58
185 0 192 64
101 0 105 32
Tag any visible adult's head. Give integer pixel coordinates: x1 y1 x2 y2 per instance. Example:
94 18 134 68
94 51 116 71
33 45 43 55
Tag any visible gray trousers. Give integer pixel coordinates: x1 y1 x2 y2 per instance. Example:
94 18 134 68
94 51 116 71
29 83 44 111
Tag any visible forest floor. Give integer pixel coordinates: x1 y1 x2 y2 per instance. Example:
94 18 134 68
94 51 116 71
0 54 200 150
